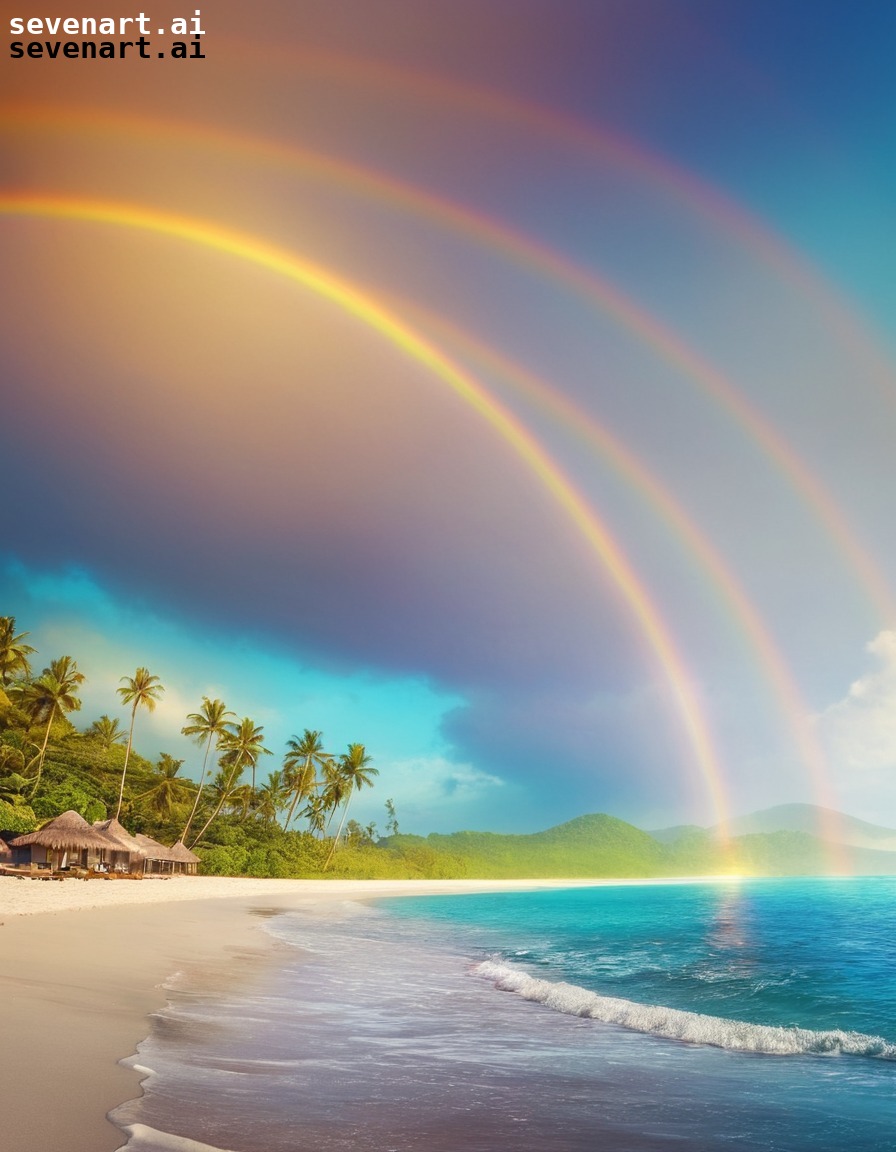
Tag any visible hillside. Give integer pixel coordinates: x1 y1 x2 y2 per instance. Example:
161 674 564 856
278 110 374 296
711 804 896 852
388 813 668 878
386 809 896 879
652 804 896 872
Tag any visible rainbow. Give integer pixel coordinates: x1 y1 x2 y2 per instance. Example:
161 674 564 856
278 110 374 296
402 304 852 864
0 192 731 835
246 44 896 411
6 103 892 627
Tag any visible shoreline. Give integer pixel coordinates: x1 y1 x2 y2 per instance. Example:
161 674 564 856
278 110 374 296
0 874 736 1151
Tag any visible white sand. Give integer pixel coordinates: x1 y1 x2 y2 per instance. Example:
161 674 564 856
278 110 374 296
0 872 617 918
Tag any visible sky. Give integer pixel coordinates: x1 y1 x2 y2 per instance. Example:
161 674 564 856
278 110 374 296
1 1 895 836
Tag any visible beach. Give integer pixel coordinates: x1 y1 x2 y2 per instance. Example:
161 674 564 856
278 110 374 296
0 874 604 1152
6 874 894 1152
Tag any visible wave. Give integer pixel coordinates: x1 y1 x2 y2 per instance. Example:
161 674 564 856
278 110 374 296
115 1123 238 1152
474 960 896 1060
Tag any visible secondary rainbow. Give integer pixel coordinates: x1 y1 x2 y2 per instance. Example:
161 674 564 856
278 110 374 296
404 304 849 863
7 104 891 626
258 45 896 412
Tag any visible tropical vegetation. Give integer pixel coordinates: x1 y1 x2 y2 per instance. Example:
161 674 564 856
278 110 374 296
0 613 409 877
4 613 885 881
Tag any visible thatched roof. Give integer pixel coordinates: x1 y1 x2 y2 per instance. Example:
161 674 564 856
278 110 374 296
93 817 145 856
0 837 11 858
167 840 200 864
11 810 112 850
133 832 176 861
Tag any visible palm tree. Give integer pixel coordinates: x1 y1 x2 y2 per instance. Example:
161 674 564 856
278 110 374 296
190 717 270 845
0 616 36 686
115 667 164 820
195 768 233 827
219 716 272 803
87 714 127 755
303 792 328 838
324 744 377 868
282 729 327 830
179 698 236 843
256 770 289 825
228 782 254 820
319 756 346 829
137 753 192 818
11 655 85 791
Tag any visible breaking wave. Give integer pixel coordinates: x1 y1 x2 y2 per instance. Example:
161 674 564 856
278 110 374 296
474 959 896 1060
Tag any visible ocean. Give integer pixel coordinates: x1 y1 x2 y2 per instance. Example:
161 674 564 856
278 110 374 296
112 877 896 1151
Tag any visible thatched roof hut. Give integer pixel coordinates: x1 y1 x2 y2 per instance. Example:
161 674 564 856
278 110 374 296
132 832 173 860
93 817 145 857
133 833 200 874
11 810 112 852
168 840 200 864
168 840 200 873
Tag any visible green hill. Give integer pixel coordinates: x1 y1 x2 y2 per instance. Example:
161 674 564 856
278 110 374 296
389 813 669 878
384 812 896 879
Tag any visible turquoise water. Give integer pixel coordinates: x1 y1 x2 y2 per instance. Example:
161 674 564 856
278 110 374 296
114 878 896 1151
387 878 896 1052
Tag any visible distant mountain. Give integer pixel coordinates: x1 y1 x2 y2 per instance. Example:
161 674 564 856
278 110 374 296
386 807 896 879
711 804 896 852
647 823 706 846
651 804 896 853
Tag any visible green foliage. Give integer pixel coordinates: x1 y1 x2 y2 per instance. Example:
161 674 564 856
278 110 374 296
0 771 31 805
384 814 668 879
0 743 27 774
199 844 250 875
31 780 107 822
725 831 830 876
0 798 38 832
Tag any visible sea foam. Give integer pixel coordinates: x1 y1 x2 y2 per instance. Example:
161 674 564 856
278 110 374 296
115 1123 237 1152
474 959 896 1060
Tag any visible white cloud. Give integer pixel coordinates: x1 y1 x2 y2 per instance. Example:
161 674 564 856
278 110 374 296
349 756 507 834
815 632 896 818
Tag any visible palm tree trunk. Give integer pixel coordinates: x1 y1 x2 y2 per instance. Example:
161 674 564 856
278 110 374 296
180 735 212 842
115 704 138 821
31 703 57 794
284 783 303 831
324 790 353 870
284 763 310 831
189 764 240 848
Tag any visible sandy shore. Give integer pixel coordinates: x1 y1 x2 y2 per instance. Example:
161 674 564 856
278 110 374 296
1 874 616 1152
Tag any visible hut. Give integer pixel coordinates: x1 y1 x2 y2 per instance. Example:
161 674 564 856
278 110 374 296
93 817 146 874
133 833 200 875
133 833 177 874
167 840 201 875
10 810 112 871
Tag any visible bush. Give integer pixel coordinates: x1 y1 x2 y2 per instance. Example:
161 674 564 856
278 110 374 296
245 847 292 878
0 798 38 833
199 844 250 876
32 782 105 821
